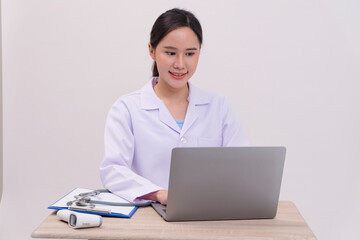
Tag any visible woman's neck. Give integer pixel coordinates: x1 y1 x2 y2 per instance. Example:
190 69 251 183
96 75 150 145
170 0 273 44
153 78 189 120
153 79 189 103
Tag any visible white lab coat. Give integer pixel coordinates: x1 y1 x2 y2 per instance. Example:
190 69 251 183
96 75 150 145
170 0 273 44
100 78 249 202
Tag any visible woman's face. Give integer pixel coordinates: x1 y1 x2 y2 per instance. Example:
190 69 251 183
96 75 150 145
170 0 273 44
149 27 201 91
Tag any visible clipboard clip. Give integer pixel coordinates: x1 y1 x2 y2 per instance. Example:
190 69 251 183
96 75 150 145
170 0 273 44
68 204 111 214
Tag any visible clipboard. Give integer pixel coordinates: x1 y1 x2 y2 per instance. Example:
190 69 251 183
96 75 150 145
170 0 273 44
48 188 138 218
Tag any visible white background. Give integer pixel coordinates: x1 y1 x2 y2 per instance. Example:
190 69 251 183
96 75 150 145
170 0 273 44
1 0 360 239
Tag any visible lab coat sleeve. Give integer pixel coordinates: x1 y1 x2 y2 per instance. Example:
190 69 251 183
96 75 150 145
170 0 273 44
221 97 250 146
99 99 163 202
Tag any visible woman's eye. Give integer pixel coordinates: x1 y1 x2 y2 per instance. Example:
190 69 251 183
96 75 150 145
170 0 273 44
186 52 195 56
166 52 176 56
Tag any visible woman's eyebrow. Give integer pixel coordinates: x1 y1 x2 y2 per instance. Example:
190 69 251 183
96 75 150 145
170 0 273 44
186 47 198 51
163 46 198 51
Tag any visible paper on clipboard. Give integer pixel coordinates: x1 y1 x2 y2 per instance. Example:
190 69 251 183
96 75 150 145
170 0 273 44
48 188 138 218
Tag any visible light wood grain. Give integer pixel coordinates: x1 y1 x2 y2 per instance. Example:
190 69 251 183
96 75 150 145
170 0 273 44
32 201 317 240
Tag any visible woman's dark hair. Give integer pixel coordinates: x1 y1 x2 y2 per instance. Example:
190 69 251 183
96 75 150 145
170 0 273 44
150 8 203 77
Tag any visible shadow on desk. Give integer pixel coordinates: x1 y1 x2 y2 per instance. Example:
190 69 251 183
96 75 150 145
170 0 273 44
32 201 317 240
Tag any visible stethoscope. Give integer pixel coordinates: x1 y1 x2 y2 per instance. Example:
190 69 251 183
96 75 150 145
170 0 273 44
66 189 152 208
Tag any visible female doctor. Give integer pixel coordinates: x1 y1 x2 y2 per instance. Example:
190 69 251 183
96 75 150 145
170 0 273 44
100 8 248 205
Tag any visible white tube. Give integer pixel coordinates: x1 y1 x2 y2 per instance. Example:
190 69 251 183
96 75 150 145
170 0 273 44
57 209 102 229
57 209 72 222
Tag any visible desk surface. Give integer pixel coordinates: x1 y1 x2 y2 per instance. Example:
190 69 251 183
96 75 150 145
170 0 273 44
32 201 316 240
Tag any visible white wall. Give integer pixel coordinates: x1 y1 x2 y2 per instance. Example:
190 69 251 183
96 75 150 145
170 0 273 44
0 0 3 204
1 0 360 239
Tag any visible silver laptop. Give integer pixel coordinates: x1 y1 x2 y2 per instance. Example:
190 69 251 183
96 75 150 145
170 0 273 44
152 146 286 221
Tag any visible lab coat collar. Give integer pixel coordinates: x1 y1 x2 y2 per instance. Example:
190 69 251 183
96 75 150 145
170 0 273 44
140 77 212 135
140 78 162 110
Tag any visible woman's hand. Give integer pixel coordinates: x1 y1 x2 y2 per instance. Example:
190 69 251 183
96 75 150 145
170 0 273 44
154 190 168 205
140 190 168 205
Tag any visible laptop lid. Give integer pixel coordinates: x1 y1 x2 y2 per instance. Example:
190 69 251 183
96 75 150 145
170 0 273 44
154 146 286 222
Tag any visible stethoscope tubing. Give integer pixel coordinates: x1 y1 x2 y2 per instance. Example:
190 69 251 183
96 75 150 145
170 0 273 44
87 199 151 207
68 189 152 207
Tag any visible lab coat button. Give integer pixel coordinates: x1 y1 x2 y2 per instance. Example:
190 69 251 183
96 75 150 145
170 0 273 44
180 137 187 144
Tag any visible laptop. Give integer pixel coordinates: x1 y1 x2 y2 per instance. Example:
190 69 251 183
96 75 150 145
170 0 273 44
152 146 286 221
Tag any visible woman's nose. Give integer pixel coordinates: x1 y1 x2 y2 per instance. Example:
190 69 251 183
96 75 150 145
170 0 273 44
173 55 185 69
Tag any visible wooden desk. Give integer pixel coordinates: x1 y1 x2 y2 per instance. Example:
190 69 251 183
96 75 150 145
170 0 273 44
32 201 316 240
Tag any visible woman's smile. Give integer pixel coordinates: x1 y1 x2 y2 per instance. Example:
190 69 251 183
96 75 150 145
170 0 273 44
169 71 187 80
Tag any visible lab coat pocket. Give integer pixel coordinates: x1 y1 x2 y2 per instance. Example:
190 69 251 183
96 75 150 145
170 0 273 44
197 137 222 147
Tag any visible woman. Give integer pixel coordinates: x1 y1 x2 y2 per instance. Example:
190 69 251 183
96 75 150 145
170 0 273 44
100 8 248 205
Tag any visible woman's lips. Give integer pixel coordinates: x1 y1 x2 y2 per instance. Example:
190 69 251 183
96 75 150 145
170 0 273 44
169 71 187 80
